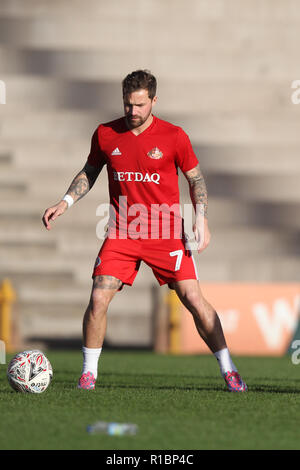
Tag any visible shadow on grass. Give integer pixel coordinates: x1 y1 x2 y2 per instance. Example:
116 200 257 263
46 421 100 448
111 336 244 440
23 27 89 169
3 370 300 395
96 380 300 394
3 383 300 394
49 371 223 392
247 384 300 394
97 383 223 392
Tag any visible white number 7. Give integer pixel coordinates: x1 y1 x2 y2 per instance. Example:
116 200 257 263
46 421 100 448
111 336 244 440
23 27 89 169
169 249 183 271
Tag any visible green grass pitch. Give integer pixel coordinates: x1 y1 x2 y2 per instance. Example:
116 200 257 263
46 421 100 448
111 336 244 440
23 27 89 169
0 350 299 450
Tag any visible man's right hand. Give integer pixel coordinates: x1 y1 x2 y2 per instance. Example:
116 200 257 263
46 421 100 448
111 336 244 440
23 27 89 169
42 200 68 230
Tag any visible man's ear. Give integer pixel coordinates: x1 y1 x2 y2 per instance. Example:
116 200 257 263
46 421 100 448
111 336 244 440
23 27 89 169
152 95 158 106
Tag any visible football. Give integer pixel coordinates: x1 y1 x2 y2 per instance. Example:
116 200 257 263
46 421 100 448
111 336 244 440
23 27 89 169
7 350 53 393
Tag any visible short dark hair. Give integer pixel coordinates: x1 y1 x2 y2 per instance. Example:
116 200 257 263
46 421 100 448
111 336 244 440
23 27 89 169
122 69 157 100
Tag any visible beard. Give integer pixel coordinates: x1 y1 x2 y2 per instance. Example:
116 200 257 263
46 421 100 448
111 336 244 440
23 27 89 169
125 109 152 129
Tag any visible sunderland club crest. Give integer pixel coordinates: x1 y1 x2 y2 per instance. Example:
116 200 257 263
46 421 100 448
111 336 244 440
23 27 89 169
147 147 163 159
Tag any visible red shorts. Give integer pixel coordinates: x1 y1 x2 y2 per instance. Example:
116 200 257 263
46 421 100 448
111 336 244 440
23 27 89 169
92 236 198 289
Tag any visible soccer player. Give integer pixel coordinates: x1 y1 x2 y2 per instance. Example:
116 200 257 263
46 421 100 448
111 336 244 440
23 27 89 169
42 70 247 392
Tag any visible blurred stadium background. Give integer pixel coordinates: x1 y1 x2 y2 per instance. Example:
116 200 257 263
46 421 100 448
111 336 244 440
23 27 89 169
0 0 300 356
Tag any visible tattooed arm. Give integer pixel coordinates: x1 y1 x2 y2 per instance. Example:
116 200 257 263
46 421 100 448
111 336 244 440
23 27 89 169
42 161 104 230
184 164 208 218
184 164 211 253
65 162 103 203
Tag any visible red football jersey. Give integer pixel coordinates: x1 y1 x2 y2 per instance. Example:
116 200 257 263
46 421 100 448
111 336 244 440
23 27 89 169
87 115 198 239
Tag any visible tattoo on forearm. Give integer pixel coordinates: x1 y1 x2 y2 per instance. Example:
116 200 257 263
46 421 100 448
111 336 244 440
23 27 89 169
93 275 123 290
66 163 101 203
67 171 89 202
185 164 208 218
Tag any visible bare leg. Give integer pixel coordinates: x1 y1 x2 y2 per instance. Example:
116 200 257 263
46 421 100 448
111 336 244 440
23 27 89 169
83 275 122 348
171 279 227 353
170 279 247 391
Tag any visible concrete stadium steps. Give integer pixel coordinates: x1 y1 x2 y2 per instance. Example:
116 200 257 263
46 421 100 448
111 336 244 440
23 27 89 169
194 254 300 282
179 176 300 219
0 0 300 31
2 142 300 202
0 0 220 19
15 260 300 346
1 0 300 22
0 216 95 239
0 181 26 198
169 113 300 146
0 75 122 114
0 270 74 287
2 224 299 259
0 139 90 169
2 216 300 267
207 199 300 231
205 173 300 203
155 84 296 116
0 240 57 259
179 182 300 230
2 107 300 146
2 196 300 259
0 15 299 51
13 269 156 346
193 145 300 175
20 301 154 347
0 74 296 116
0 152 12 170
232 255 300 281
2 138 300 175
17 279 152 310
0 252 96 282
0 183 109 207
1 242 157 285
3 107 300 145
0 202 105 232
57 227 300 258
1 45 299 82
0 221 101 250
196 227 300 258
20 303 85 340
1 188 300 253
0 166 109 200
2 169 300 205
4 252 300 288
0 109 108 139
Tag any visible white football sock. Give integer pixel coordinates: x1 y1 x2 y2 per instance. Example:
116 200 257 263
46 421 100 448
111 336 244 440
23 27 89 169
214 348 237 376
81 346 102 379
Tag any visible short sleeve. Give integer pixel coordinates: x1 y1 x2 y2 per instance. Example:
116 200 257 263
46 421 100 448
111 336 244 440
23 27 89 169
87 127 107 169
175 128 199 173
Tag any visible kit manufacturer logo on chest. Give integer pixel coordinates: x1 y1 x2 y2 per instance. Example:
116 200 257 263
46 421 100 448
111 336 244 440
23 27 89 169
147 147 163 159
111 147 122 156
